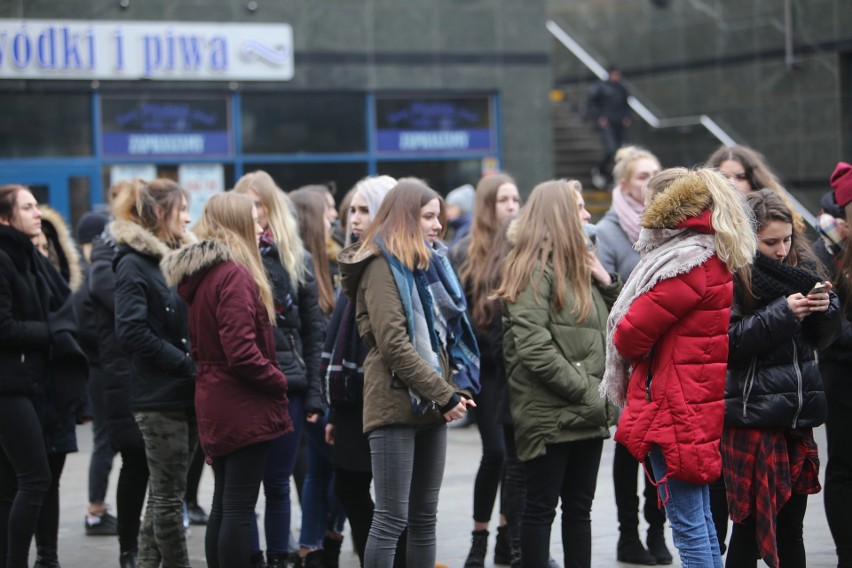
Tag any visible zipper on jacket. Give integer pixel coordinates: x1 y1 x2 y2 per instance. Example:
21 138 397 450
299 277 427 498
288 334 306 369
21 353 25 363
791 341 804 428
742 358 757 419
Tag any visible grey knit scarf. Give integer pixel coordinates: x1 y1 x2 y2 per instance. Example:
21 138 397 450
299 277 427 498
600 227 716 407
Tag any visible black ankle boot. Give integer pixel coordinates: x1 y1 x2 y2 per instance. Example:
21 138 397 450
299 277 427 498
294 550 324 568
266 552 287 568
647 526 673 565
249 551 267 568
617 533 657 565
322 536 343 568
463 529 489 568
494 525 511 565
119 549 138 568
33 550 61 568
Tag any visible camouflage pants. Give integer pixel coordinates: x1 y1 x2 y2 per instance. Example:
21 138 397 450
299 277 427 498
134 410 198 568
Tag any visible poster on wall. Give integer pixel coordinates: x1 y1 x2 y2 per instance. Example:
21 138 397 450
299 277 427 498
109 163 157 186
101 96 232 159
178 163 224 223
374 95 496 155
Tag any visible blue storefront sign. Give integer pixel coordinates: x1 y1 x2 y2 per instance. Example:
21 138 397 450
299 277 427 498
100 95 232 158
375 95 495 154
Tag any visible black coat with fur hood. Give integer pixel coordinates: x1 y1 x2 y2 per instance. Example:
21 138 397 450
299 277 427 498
112 220 195 412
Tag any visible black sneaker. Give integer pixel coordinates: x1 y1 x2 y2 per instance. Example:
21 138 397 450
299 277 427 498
85 511 118 536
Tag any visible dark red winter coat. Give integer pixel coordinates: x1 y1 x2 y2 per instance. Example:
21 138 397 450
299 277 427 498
162 239 291 460
613 203 733 485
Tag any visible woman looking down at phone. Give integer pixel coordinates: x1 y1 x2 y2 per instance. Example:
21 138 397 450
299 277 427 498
722 189 841 568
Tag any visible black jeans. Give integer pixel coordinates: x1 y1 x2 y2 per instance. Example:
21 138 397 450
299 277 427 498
0 395 51 568
334 467 407 568
521 438 603 568
116 447 149 553
206 441 270 568
613 442 666 536
725 493 808 568
825 396 852 567
472 374 506 523
501 425 525 552
34 453 67 560
185 445 206 506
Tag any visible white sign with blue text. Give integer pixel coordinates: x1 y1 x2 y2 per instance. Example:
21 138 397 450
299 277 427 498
0 20 293 81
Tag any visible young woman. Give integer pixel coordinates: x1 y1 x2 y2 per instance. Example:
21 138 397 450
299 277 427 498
813 162 852 568
234 171 325 568
494 179 620 568
323 175 399 566
707 144 804 233
602 168 756 567
452 172 520 568
161 192 291 568
722 189 839 568
339 179 479 568
112 179 197 568
595 146 670 565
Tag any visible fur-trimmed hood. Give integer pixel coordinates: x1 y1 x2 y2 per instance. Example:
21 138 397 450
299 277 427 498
39 206 83 292
160 238 233 293
338 241 378 302
641 175 713 231
109 219 196 261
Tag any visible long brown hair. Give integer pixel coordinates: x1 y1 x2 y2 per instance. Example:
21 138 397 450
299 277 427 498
358 178 445 271
112 178 188 246
460 173 516 286
194 192 276 323
470 216 515 329
493 179 593 322
289 188 335 313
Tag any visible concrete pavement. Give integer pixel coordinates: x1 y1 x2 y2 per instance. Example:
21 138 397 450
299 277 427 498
40 423 837 567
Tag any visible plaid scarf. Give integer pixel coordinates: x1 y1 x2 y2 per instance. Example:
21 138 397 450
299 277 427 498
377 237 480 415
322 281 367 409
721 426 820 568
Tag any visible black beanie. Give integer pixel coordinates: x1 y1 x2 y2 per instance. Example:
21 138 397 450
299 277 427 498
75 211 109 245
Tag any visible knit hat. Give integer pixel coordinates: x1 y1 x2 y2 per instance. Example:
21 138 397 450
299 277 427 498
75 211 109 245
830 162 852 207
445 184 475 215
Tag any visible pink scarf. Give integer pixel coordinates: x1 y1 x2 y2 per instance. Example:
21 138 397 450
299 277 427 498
612 187 644 244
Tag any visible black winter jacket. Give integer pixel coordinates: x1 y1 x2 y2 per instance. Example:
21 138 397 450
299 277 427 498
89 233 144 450
0 225 51 395
112 220 195 412
262 244 325 413
813 238 852 407
726 294 840 429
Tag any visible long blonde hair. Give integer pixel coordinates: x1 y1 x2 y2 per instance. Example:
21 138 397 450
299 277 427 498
290 188 335 313
493 179 593 322
233 170 306 287
195 192 276 324
647 168 756 272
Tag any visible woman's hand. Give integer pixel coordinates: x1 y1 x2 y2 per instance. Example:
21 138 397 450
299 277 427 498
787 293 812 320
588 251 612 287
325 423 335 445
443 397 476 423
306 412 320 424
807 281 833 313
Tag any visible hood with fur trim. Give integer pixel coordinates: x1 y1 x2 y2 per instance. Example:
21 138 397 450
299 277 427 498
337 241 378 302
641 175 713 232
160 238 233 298
39 206 83 292
109 219 196 261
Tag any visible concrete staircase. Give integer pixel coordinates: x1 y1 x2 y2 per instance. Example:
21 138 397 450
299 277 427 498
551 98 611 219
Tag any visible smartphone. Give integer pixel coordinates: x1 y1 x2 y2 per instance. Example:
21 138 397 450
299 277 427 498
806 282 827 296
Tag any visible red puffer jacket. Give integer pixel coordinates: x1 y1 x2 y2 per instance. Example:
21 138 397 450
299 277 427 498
162 239 291 460
613 210 732 485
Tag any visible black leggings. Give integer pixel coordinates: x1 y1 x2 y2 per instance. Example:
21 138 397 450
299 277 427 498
725 493 808 568
472 372 506 523
206 441 270 568
116 447 149 553
34 453 68 559
0 395 51 568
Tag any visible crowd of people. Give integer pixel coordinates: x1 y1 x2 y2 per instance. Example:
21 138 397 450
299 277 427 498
1 141 851 568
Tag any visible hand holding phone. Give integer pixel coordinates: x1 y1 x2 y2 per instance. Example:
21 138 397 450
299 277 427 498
807 282 827 296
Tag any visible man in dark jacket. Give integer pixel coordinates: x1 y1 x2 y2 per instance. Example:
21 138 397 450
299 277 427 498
587 66 632 188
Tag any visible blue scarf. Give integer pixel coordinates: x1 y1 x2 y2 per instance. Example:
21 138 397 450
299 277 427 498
377 237 480 415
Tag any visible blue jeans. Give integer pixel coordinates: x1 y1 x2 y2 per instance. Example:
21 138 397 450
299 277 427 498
250 392 305 555
300 412 346 548
366 423 447 568
649 447 722 568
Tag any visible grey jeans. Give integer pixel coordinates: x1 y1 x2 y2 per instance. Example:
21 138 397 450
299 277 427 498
365 422 447 568
134 410 198 568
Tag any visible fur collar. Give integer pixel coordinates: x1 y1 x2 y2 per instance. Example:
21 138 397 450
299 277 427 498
161 238 233 288
641 174 712 230
39 206 83 292
337 242 378 302
109 219 195 260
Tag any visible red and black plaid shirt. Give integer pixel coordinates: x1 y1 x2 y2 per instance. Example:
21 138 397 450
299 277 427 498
721 426 820 568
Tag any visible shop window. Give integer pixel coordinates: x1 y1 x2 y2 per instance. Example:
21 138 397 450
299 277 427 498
376 159 483 196
0 93 92 157
242 93 367 154
242 162 368 199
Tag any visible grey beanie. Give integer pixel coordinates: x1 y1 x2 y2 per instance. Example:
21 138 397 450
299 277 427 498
445 184 475 214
